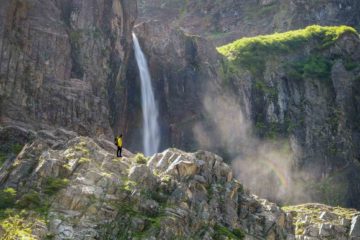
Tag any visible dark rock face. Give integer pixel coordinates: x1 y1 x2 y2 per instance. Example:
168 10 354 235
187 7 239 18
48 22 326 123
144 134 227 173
139 0 360 45
0 0 137 137
125 20 221 152
219 30 360 208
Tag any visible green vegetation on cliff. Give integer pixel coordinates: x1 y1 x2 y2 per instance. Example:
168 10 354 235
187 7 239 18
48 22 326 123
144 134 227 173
217 25 357 75
217 25 359 140
217 25 357 59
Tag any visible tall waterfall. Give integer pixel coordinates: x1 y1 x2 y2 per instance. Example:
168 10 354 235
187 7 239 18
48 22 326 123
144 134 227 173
132 33 160 156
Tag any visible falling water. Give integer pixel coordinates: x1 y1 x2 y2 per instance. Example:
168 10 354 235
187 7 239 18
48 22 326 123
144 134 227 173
132 33 160 156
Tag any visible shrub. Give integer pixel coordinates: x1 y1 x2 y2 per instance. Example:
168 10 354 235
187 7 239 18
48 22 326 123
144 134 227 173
16 191 41 209
0 152 7 167
134 153 148 164
0 188 17 209
213 224 245 239
0 214 36 240
11 144 23 155
44 177 69 195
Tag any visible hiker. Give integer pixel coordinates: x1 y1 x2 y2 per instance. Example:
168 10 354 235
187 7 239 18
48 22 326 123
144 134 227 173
115 134 123 157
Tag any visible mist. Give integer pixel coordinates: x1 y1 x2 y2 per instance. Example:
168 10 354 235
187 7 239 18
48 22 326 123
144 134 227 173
195 92 314 204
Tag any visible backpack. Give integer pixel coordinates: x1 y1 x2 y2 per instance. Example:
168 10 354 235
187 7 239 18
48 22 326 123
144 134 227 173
114 137 118 146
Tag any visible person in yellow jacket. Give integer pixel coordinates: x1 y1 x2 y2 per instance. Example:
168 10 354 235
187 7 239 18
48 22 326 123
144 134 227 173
115 134 123 157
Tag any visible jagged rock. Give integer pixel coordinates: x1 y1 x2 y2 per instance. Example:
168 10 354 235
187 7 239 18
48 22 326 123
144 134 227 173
283 204 360 240
0 131 296 239
128 164 157 190
351 216 360 237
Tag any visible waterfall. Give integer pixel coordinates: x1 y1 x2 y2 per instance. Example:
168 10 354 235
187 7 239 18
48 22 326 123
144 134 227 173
132 33 160 156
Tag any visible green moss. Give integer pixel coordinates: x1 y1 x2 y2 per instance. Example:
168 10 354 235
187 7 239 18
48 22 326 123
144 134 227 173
218 25 357 60
213 224 245 240
44 177 69 195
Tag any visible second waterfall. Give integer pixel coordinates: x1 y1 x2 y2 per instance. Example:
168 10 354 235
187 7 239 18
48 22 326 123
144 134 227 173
132 33 161 156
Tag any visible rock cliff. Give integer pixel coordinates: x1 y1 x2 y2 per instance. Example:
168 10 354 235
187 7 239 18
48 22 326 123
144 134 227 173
139 0 360 45
217 25 360 208
124 20 221 152
0 0 137 136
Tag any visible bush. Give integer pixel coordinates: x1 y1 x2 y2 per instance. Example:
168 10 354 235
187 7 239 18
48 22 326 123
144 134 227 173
134 153 148 164
0 152 7 167
11 144 23 155
0 214 36 240
0 188 17 209
44 177 69 195
213 224 245 239
16 191 41 209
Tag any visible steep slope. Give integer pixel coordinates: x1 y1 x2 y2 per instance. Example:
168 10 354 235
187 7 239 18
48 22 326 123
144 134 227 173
217 26 360 208
0 0 137 136
138 0 360 45
0 126 294 239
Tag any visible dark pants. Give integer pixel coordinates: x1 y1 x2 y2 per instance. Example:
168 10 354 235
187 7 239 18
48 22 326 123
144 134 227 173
117 146 122 157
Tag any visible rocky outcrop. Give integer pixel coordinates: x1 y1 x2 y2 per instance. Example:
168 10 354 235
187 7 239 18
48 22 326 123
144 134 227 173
283 204 360 240
0 128 295 239
0 0 137 137
139 0 360 45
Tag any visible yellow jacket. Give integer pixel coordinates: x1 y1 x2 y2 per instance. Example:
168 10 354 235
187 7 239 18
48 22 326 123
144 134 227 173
117 137 123 147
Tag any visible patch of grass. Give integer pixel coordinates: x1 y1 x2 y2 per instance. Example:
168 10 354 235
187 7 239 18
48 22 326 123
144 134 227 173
213 224 245 240
44 177 69 195
0 188 17 209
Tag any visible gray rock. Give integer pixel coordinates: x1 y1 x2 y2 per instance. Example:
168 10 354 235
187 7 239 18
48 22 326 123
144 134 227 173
319 211 338 221
350 216 360 237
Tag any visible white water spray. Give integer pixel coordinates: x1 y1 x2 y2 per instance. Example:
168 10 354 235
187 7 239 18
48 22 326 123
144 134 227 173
132 33 160 156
